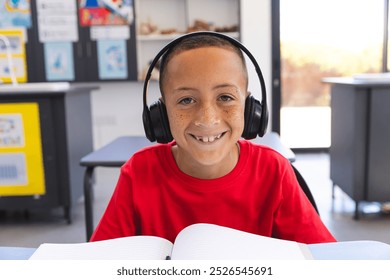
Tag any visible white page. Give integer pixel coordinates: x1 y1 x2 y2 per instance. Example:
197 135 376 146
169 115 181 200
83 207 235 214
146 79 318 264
171 224 312 260
29 236 173 260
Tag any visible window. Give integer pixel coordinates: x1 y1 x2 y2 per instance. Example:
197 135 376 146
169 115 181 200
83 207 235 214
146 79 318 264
277 0 384 148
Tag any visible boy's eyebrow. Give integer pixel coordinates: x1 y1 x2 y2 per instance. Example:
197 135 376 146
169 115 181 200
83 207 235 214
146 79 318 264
174 84 238 93
173 87 197 93
212 83 238 90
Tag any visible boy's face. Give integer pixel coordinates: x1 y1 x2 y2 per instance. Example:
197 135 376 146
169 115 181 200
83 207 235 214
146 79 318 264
162 46 248 178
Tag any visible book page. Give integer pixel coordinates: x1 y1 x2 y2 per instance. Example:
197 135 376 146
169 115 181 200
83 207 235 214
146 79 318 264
29 236 173 260
171 223 312 260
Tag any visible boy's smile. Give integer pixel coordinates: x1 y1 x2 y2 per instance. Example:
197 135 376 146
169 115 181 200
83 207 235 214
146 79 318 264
191 132 224 143
162 46 248 179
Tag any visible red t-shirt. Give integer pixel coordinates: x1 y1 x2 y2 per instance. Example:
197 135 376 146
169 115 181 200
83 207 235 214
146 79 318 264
91 140 336 244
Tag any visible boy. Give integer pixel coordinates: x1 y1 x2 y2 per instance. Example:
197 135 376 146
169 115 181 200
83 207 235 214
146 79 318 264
91 33 336 244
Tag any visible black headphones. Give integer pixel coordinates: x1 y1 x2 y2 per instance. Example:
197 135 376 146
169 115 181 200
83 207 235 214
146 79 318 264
142 31 268 143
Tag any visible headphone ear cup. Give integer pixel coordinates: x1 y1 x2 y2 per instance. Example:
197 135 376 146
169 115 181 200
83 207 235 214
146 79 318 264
149 100 173 143
258 102 268 137
143 107 156 142
242 95 267 139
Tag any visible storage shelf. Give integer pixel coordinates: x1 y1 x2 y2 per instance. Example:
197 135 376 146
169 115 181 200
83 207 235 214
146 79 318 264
135 0 240 80
137 32 240 41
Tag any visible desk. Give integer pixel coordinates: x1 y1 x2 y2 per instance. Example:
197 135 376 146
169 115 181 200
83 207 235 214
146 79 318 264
0 247 36 260
2 241 390 260
323 77 390 219
80 132 295 240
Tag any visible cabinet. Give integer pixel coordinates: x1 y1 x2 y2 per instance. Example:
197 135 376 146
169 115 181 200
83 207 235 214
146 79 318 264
135 0 240 80
0 84 96 222
323 77 390 219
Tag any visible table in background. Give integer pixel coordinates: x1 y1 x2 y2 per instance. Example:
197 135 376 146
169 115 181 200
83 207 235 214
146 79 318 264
80 132 295 240
323 77 390 219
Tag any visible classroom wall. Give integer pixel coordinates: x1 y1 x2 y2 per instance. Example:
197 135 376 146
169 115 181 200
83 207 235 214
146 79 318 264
89 0 272 149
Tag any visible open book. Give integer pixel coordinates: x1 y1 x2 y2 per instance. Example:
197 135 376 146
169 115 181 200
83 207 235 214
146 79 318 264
29 223 312 260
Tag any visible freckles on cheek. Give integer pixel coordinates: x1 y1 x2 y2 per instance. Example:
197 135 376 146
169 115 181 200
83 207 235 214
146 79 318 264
172 112 187 122
169 112 188 133
224 108 244 120
224 108 245 130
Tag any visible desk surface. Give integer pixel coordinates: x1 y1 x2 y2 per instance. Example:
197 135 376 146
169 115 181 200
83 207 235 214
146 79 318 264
2 240 390 260
0 82 70 92
0 247 36 260
80 132 295 167
309 240 390 260
0 83 99 95
322 76 390 87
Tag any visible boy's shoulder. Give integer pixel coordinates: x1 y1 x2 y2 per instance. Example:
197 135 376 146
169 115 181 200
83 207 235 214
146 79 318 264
240 139 286 160
131 142 171 160
118 143 172 175
240 140 291 170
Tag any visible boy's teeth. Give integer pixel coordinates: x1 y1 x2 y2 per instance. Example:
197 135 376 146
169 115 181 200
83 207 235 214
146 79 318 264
195 133 222 143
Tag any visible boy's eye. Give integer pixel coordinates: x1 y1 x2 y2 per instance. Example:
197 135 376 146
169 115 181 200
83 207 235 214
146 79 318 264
178 97 194 105
219 95 233 102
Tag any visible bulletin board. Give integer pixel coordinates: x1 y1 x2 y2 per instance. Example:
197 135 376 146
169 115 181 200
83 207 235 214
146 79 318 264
0 0 137 83
0 102 46 196
0 28 27 83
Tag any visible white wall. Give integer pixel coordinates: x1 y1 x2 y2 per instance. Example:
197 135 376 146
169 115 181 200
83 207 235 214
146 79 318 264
86 80 160 148
89 0 272 148
240 0 272 127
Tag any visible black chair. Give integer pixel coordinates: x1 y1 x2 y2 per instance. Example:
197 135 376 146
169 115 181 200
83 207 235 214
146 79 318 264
291 164 319 215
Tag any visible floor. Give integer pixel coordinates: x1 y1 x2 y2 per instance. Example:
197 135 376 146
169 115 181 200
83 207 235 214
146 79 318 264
1 153 390 248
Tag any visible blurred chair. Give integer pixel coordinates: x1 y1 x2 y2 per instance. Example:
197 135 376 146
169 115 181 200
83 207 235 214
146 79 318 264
291 164 319 215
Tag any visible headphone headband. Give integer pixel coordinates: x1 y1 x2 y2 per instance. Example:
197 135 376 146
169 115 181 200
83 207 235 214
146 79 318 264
142 31 268 143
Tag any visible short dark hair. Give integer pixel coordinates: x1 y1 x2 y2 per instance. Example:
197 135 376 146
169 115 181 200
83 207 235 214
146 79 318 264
158 34 248 96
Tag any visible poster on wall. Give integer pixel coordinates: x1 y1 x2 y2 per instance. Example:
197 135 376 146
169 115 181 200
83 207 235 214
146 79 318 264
43 42 75 81
36 0 78 43
0 57 26 82
90 25 130 40
97 39 128 79
0 153 27 187
79 0 134 26
0 0 31 29
0 29 27 83
0 103 46 196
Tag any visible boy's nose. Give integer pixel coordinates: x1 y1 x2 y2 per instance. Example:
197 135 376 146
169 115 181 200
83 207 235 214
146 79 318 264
194 104 220 127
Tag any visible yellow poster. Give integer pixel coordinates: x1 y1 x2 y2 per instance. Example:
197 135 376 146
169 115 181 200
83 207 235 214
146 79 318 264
0 28 27 83
0 102 45 196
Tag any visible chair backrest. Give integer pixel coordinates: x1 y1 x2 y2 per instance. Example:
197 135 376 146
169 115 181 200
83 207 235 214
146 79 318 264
291 164 319 215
